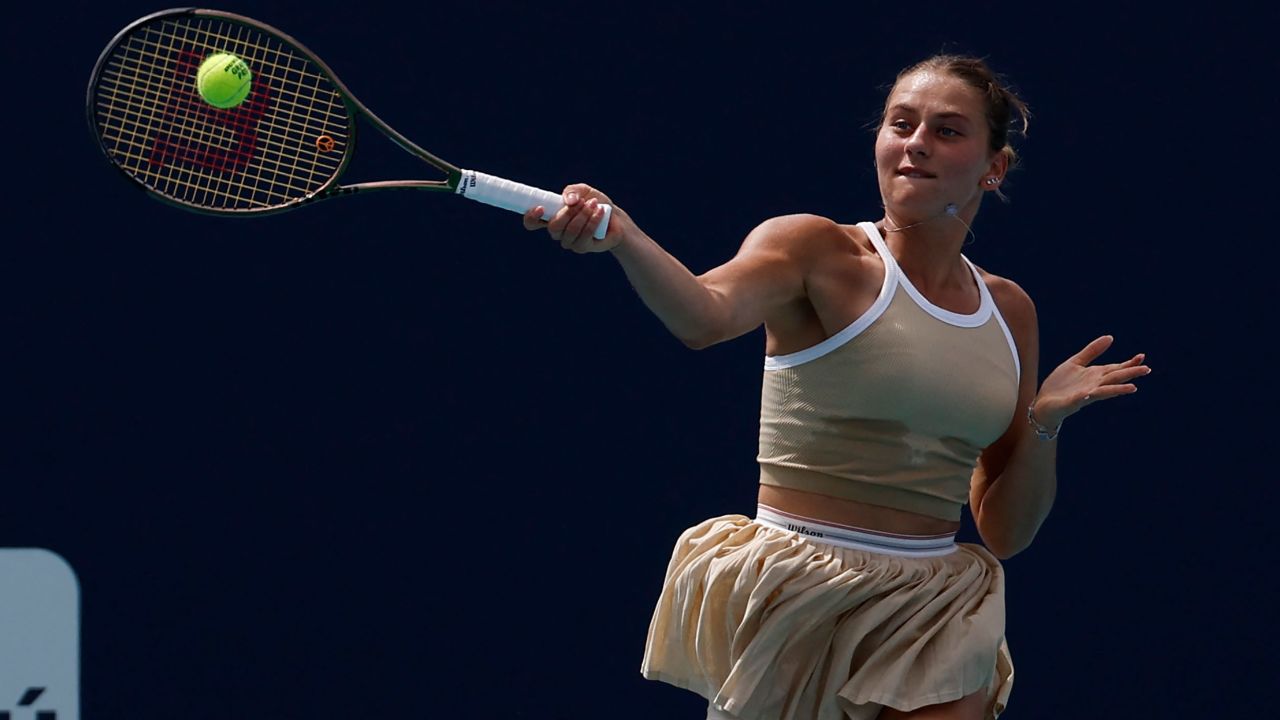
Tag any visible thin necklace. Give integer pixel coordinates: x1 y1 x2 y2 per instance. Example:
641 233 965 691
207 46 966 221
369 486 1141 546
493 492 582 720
882 206 976 245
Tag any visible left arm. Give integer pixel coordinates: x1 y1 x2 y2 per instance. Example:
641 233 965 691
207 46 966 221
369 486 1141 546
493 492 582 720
969 276 1150 560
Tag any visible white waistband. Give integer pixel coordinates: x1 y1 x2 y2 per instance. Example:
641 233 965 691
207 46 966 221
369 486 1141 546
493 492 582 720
754 504 957 557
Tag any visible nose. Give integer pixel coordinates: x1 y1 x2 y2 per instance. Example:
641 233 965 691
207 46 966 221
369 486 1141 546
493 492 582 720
905 125 930 157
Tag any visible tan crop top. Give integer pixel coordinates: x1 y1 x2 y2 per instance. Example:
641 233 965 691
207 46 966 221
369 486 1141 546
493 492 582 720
757 222 1021 521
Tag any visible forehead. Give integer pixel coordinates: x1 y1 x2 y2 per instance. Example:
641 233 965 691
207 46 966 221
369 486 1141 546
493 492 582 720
886 71 984 120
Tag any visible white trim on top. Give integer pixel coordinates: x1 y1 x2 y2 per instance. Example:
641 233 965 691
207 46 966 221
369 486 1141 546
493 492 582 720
978 274 1023 385
863 222 992 327
764 222 898 371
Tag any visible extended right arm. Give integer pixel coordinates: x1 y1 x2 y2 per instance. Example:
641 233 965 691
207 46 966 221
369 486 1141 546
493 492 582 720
525 184 834 349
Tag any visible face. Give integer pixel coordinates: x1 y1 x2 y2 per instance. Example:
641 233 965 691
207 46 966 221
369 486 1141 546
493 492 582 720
875 70 1005 222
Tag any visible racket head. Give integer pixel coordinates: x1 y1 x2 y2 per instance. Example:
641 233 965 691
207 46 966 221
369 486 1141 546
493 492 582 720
87 8 363 215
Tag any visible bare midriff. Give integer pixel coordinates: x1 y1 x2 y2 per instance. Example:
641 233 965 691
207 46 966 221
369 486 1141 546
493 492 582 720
758 484 962 537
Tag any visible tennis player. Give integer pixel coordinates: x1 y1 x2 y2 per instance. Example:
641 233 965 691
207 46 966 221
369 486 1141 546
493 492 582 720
524 54 1149 720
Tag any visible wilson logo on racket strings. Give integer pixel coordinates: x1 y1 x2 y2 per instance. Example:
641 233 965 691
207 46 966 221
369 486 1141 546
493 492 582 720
148 49 270 174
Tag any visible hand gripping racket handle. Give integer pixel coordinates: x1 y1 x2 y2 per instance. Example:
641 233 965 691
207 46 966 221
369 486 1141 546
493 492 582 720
457 170 612 240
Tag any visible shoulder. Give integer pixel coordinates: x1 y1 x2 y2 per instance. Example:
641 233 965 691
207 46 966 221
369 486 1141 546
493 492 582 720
975 267 1035 323
974 266 1038 350
742 214 869 261
752 213 840 232
745 213 848 245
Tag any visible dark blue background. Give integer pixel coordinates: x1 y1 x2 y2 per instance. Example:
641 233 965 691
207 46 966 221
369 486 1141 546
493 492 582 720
4 0 1274 717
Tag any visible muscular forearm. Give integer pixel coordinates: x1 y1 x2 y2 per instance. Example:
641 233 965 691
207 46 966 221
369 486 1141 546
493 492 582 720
609 232 725 348
976 431 1058 559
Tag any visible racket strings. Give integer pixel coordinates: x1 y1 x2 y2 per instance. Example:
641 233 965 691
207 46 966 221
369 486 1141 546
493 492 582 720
148 19 339 205
120 19 339 202
93 15 351 211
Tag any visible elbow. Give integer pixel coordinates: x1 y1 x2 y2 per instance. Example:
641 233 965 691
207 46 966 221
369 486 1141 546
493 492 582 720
680 331 724 351
985 531 1039 561
975 499 1050 561
676 286 753 350
675 306 734 350
679 318 748 349
986 542 1023 561
976 522 1034 561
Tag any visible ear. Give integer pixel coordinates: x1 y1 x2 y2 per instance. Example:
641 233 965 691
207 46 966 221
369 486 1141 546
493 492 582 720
980 151 1011 192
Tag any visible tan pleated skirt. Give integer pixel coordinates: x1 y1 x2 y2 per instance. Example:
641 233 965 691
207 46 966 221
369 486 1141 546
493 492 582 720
641 514 1014 720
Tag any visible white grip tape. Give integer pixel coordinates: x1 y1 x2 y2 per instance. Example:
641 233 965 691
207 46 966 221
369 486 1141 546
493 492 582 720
456 169 612 240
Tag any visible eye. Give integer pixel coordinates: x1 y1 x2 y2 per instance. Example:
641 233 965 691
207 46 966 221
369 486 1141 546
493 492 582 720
890 120 912 132
939 127 962 137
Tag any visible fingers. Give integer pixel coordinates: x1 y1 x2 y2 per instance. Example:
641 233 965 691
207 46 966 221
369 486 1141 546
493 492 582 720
1101 354 1151 386
1077 352 1150 409
1071 334 1115 365
522 185 589 233
1086 346 1149 379
522 205 548 231
522 183 617 253
559 197 598 243
1080 382 1138 403
559 199 611 253
563 183 607 205
1071 339 1152 377
547 190 613 253
1093 352 1146 375
558 197 593 244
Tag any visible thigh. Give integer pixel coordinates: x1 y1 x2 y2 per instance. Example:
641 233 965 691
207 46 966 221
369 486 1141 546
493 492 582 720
877 687 989 720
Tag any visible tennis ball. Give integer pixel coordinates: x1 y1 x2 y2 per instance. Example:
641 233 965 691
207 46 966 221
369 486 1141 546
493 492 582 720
196 52 252 109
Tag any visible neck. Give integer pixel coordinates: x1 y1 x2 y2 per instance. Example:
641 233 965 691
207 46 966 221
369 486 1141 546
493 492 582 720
877 209 974 291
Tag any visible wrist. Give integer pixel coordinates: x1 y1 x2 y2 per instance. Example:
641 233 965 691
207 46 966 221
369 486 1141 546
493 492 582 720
1027 399 1064 441
608 227 647 258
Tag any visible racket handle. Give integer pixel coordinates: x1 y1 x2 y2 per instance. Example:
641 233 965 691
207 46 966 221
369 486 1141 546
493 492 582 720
457 169 612 240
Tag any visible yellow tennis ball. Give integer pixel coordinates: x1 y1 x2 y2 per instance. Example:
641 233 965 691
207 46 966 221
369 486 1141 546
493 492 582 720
196 52 252 109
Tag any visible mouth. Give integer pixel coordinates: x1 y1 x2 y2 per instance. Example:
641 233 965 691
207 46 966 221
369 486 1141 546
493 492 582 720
896 167 936 179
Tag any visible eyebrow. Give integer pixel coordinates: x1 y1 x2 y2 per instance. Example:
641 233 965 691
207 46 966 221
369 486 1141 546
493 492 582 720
886 104 975 123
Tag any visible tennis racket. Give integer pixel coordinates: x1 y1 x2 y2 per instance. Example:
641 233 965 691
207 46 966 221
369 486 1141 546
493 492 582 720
86 8 611 238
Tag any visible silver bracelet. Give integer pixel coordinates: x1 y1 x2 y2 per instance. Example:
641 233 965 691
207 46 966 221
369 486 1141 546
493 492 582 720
1026 403 1061 441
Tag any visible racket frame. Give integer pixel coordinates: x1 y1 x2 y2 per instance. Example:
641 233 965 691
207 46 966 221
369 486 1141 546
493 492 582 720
87 7 464 217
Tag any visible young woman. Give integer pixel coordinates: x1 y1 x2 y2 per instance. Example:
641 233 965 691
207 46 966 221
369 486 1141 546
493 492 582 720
523 55 1149 720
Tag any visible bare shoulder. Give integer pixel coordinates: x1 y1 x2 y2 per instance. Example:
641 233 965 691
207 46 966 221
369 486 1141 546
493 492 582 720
751 212 842 235
741 213 859 258
974 266 1037 331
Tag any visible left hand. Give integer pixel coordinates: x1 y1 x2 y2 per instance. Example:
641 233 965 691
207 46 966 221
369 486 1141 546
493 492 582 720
1032 335 1150 428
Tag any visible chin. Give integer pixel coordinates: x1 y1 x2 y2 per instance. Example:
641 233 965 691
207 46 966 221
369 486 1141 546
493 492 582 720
884 198 940 223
